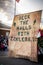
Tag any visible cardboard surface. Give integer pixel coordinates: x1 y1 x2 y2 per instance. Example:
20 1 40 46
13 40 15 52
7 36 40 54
8 11 42 62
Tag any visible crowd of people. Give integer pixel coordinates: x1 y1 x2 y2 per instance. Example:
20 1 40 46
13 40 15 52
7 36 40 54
0 35 8 51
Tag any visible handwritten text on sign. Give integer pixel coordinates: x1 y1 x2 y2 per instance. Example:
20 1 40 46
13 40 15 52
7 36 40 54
9 14 37 42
